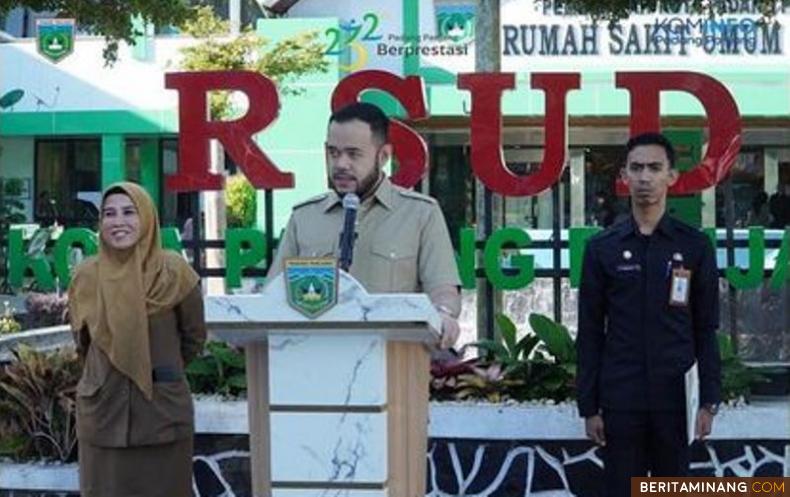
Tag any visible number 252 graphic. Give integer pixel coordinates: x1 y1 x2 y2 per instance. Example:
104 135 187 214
325 13 383 71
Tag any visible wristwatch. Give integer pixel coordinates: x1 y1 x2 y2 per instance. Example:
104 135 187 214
701 403 719 416
435 304 455 317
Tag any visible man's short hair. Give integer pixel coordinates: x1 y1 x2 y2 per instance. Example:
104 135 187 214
329 102 389 145
625 132 676 169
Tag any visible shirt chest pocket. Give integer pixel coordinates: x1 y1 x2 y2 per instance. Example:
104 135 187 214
301 240 336 258
607 263 643 298
369 238 419 292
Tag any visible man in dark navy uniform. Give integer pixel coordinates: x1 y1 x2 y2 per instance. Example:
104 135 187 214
576 132 722 497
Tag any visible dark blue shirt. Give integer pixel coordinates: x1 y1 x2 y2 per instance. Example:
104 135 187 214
576 214 721 417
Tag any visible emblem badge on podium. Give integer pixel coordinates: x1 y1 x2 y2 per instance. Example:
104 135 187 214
284 257 339 318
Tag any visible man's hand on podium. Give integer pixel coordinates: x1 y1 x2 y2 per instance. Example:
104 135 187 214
429 285 462 349
439 313 460 349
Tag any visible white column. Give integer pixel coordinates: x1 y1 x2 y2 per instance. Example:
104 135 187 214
701 187 716 227
701 141 716 227
570 148 585 226
765 148 779 195
202 140 227 295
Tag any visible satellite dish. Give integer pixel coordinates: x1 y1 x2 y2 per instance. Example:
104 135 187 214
0 89 24 109
27 227 52 258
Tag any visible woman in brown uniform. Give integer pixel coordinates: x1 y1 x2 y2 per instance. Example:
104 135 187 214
68 182 206 497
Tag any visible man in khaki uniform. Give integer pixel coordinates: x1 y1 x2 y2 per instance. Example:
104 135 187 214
268 102 461 347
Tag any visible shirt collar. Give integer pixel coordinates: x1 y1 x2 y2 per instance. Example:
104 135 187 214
322 175 395 212
655 214 677 240
369 175 395 210
618 213 676 240
322 191 342 212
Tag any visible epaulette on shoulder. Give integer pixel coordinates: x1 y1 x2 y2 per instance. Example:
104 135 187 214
665 216 706 240
670 217 699 234
398 189 437 205
292 193 329 210
591 224 623 243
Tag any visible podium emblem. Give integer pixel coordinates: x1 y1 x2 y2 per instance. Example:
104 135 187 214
284 258 339 318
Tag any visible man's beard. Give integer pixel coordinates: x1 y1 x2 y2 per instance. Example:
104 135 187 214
332 165 382 198
356 167 383 198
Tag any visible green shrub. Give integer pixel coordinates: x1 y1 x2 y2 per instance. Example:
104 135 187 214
718 333 766 402
186 341 246 398
23 292 69 329
0 178 26 282
225 174 257 228
432 315 765 405
0 301 22 334
432 313 577 403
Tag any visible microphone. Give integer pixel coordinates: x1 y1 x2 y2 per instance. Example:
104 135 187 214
338 193 360 271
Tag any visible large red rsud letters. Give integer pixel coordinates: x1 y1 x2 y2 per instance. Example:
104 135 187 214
164 71 293 191
331 70 428 188
458 72 580 196
615 72 742 196
167 70 743 196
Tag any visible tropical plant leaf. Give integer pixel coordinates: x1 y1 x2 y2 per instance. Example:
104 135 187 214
529 313 575 363
471 339 510 362
185 341 246 397
515 335 540 360
495 313 518 356
211 343 245 369
718 333 735 359
228 374 247 390
0 347 79 462
185 359 216 376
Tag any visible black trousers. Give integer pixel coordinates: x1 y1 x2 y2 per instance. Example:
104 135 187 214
602 409 689 497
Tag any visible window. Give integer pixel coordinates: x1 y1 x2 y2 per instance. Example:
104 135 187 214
715 149 765 227
35 139 100 227
125 139 143 185
160 138 193 229
429 144 474 248
583 146 630 228
771 158 790 228
502 147 571 229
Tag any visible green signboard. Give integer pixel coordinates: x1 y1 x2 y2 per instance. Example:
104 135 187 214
6 226 790 292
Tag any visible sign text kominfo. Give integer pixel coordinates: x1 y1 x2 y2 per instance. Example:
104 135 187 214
6 226 790 292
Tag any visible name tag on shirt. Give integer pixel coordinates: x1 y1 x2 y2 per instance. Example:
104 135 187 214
616 263 641 272
669 268 691 306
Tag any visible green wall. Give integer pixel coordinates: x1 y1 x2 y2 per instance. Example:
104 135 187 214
0 110 177 136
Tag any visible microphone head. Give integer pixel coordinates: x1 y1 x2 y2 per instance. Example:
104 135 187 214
342 193 360 210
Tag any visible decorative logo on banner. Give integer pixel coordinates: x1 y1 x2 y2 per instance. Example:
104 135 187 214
284 258 339 318
36 19 75 63
436 4 476 44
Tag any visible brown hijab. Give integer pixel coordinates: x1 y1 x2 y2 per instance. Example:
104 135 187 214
68 182 199 400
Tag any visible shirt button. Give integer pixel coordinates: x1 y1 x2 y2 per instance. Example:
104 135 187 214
390 252 396 259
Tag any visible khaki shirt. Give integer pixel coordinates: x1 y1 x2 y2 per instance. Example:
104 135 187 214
73 285 206 447
268 177 461 294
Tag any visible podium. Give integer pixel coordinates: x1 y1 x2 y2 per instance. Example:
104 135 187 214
205 271 441 497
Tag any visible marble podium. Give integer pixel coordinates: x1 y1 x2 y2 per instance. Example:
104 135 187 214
205 271 442 497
